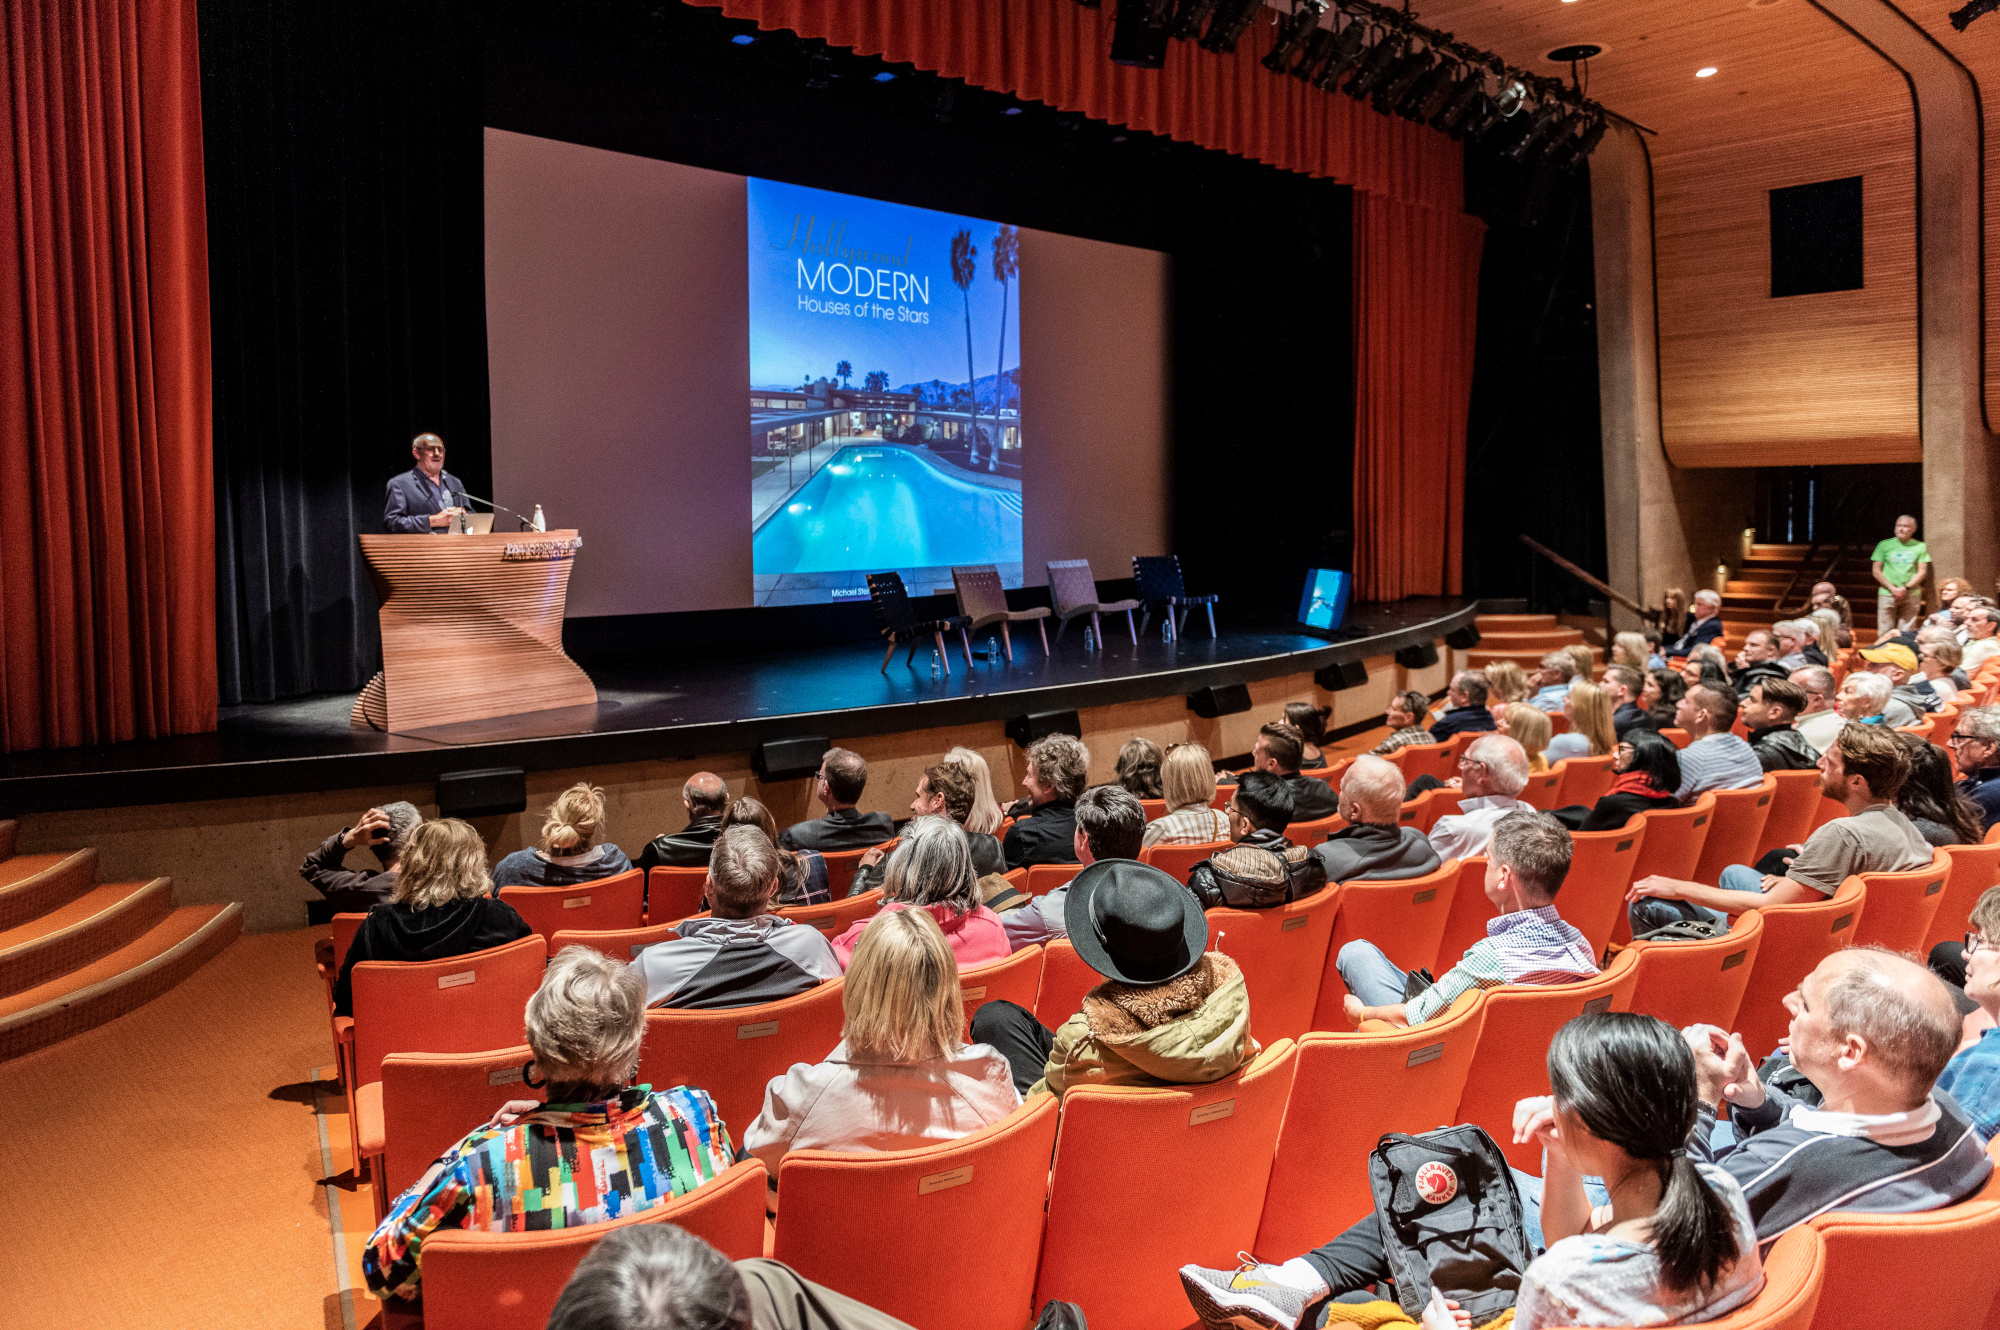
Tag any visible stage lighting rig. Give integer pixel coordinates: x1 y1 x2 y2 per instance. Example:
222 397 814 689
1373 45 1436 113
1396 54 1458 120
1428 65 1488 134
1289 28 1338 80
1311 15 1373 89
1110 0 1176 67
1262 0 1329 73
1199 0 1266 53
1501 97 1567 161
1167 0 1220 40
1340 32 1404 99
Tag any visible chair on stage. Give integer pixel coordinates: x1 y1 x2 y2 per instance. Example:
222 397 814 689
867 571 972 674
1046 559 1141 645
951 564 1050 660
1133 554 1219 641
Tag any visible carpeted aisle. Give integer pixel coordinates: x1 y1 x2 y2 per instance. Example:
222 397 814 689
0 927 347 1328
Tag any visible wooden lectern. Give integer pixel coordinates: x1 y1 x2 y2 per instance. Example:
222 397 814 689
351 531 597 733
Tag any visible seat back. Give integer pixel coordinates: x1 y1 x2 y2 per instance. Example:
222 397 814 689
646 866 709 924
1848 860 1948 956
774 1095 1062 1330
551 920 684 965
1806 1158 2000 1330
1548 822 1650 962
635 980 848 1134
1034 936 1103 1028
1660 726 1692 748
1455 950 1641 1171
1616 795 1718 946
499 869 646 940
1928 842 2000 953
1026 863 1084 897
1697 1226 1825 1330
1204 883 1344 1042
1254 993 1486 1257
1517 766 1566 810
820 846 877 899
351 935 550 1091
1732 878 1866 1061
776 889 882 937
1131 553 1188 602
416 1158 769 1330
1693 777 1778 886
1139 798 1168 822
959 945 1044 1033
866 570 918 637
1395 741 1459 786
1431 857 1495 976
331 912 367 977
1034 1042 1300 1330
1758 767 1831 861
1555 753 1617 808
1045 559 1102 617
378 1045 541 1203
1623 908 1766 1032
1316 860 1461 1028
1287 813 1345 845
1417 791 1464 834
1139 839 1231 885
951 564 1009 624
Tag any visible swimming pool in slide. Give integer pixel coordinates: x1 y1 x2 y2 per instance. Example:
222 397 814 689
753 446 1023 576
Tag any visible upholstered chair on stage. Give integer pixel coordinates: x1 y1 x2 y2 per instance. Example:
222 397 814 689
951 565 1051 660
1046 559 1142 645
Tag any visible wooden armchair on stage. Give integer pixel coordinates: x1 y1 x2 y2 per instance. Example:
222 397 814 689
1134 554 1220 641
951 565 1050 661
868 572 974 675
351 532 597 733
1046 559 1141 645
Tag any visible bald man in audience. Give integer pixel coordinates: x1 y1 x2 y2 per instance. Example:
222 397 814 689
1312 756 1442 884
637 772 730 870
1790 665 1843 755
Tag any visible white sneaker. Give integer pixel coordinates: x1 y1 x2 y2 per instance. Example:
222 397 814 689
1179 1255 1310 1330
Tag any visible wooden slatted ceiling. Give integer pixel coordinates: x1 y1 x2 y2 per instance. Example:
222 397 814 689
1388 0 1920 466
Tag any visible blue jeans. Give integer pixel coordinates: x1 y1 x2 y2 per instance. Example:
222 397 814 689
1511 1164 1611 1252
1336 941 1409 1007
1627 864 1769 936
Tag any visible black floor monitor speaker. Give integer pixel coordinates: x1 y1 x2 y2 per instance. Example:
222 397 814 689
752 737 830 783
1186 683 1253 718
1006 709 1082 748
1315 659 1369 691
1395 642 1441 670
437 767 527 819
1445 625 1482 651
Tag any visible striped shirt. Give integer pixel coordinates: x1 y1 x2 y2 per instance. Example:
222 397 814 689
1407 905 1598 1024
364 1084 735 1299
1675 732 1767 801
1141 804 1230 848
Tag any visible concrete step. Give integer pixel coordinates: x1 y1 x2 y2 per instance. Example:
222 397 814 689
0 879 174 999
0 849 99 934
1475 630 1585 652
1475 614 1560 632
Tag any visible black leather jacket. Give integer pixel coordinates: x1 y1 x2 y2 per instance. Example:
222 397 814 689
1749 725 1821 773
1185 830 1329 910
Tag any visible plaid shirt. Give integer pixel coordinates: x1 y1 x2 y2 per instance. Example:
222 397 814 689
364 1084 734 1299
1407 905 1598 1025
1372 725 1435 756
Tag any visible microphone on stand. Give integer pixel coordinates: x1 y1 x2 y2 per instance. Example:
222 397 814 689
455 490 544 531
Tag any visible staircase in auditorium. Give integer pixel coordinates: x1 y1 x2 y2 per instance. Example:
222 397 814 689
1465 613 1592 671
0 819 241 1062
1721 543 1877 647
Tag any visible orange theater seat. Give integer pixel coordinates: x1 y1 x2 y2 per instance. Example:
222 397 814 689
1517 766 1566 811
1431 857 1495 977
1555 753 1618 808
551 920 684 964
1033 936 1102 1028
499 869 645 940
1687 1226 1825 1330
1805 1146 2000 1330
1205 882 1345 1042
409 1158 768 1330
1692 777 1777 887
1417 791 1464 834
1314 859 1461 1030
1139 839 1231 886
320 911 369 1085
1025 863 1083 897
1731 878 1864 1062
360 1045 540 1223
772 1095 1061 1330
1393 740 1459 786
1454 950 1640 1172
776 889 882 937
1255 993 1485 1258
646 866 709 923
1033 1042 1300 1330
1660 727 1692 749
1756 768 1830 863
1927 842 2000 954
1847 861 1948 956
1615 795 1717 946
635 980 847 1136
958 945 1044 1034
1621 909 1765 1032
1138 798 1168 822
1287 813 1345 845
818 845 880 899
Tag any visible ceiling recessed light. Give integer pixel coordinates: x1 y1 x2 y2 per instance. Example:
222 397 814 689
1696 65 1718 77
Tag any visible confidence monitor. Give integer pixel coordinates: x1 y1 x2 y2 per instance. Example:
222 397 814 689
1296 568 1352 638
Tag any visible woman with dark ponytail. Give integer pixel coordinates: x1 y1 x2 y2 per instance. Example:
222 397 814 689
1509 1012 1764 1328
1283 702 1333 769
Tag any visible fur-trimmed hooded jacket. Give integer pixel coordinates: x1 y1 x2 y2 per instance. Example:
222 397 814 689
1030 952 1257 1097
1184 829 1329 910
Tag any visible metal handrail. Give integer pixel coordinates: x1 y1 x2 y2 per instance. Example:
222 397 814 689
1774 542 1855 616
1518 535 1658 625
1770 481 1861 612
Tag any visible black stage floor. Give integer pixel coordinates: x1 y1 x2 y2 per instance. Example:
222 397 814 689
0 598 1481 813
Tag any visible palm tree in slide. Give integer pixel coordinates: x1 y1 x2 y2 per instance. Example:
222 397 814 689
950 228 980 467
989 224 1019 473
835 359 852 388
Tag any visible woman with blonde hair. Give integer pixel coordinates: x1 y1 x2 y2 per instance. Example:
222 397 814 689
1611 631 1652 672
1506 704 1553 774
492 783 633 889
744 907 1020 1210
1484 662 1529 726
722 796 829 906
1142 742 1230 847
829 816 1009 968
944 746 1004 835
1544 681 1615 763
332 818 531 1016
1562 643 1598 684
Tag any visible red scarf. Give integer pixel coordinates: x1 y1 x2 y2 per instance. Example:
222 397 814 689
1608 771 1669 798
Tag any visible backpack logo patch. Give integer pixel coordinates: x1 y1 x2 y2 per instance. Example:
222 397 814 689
1415 1161 1458 1205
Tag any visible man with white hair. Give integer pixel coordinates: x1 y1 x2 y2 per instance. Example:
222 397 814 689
1528 652 1573 713
1425 734 1532 860
1790 665 1842 755
1665 588 1725 657
1313 756 1442 883
1948 706 2000 832
1836 669 1896 727
1963 604 2000 673
1870 513 1929 638
1857 642 1933 727
301 801 422 912
1771 620 1813 672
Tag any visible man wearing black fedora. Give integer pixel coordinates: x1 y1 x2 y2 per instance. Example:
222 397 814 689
969 858 1256 1097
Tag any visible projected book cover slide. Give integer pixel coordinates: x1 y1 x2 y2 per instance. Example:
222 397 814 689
748 177 1022 607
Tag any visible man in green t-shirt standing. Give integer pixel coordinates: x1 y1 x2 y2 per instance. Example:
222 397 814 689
1871 513 1930 640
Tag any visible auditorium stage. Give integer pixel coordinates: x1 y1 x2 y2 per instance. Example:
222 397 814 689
0 598 1481 815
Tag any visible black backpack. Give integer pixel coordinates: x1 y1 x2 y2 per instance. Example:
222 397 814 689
1367 1124 1534 1324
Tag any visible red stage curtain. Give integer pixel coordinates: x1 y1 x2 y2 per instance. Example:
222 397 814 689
0 0 214 752
714 0 1483 599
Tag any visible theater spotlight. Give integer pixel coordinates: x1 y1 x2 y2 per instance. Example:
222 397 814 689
1166 0 1219 40
1110 0 1175 67
1396 55 1458 121
1340 33 1404 99
1466 78 1527 139
1502 98 1569 161
1428 66 1487 134
1289 26 1339 81
1372 46 1435 114
1261 0 1328 73
1311 16 1372 89
1199 0 1266 53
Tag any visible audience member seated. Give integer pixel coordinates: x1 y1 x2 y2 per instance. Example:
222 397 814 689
1809 580 1855 647
1551 731 1683 833
1113 735 1164 798
1240 721 1339 821
1141 742 1231 848
1528 652 1573 713
1284 702 1333 768
491 782 633 889
1772 620 1812 672
1949 706 2000 831
745 907 1019 1210
1544 680 1614 764
1835 669 1897 729
1789 665 1843 755
1934 888 2000 1140
1006 785 1147 950
1002 733 1089 869
1963 605 2000 672
1507 704 1552 774
1628 724 1934 933
780 748 895 853
1610 631 1651 672
1312 755 1441 884
830 816 1009 969
1728 630 1790 694
300 800 421 914
1742 678 1821 772
363 946 736 1302
1644 666 1686 729
1894 732 1984 848
1602 665 1660 741
1337 810 1596 1029
1564 643 1600 687
1915 636 1968 704
1672 684 1766 801
1485 661 1531 725
1186 771 1329 910
1427 734 1534 860
852 762 1004 897
1370 689 1437 756
943 745 1007 836
331 818 531 1017
969 859 1254 1096
724 798 829 906
1665 588 1726 656
637 772 730 871
1429 670 1499 742
1859 643 1935 726
630 826 841 1009
1680 644 1731 691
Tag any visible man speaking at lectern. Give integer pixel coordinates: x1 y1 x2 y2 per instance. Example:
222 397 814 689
382 432 466 533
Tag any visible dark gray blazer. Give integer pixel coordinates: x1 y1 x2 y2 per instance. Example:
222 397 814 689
383 467 464 534
1312 822 1443 884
